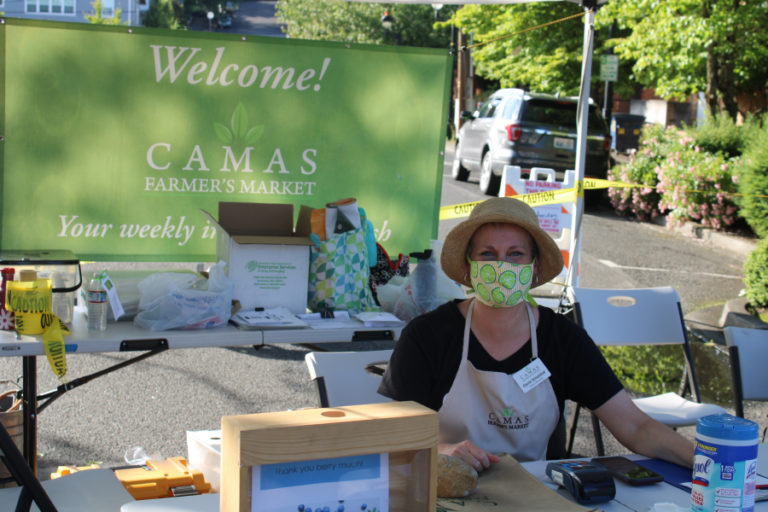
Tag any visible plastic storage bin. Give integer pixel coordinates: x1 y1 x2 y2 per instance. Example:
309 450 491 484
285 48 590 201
0 250 82 324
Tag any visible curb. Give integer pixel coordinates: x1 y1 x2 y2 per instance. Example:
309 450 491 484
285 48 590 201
685 298 768 347
650 215 757 256
719 297 768 330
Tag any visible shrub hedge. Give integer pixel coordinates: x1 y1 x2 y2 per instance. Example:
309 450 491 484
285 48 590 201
744 237 768 308
738 120 768 238
607 124 665 221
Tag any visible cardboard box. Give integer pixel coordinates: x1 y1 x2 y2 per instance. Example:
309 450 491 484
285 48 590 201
201 202 313 314
220 401 438 512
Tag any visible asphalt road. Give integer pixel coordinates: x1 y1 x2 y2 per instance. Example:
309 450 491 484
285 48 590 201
229 0 284 37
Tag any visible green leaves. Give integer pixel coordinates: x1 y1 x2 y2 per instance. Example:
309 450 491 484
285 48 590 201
597 0 768 117
276 0 456 48
214 103 264 147
451 3 584 95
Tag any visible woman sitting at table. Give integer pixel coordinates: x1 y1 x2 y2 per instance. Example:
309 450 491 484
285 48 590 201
378 197 694 472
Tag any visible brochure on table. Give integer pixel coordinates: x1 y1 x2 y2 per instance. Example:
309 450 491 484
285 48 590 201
252 453 389 512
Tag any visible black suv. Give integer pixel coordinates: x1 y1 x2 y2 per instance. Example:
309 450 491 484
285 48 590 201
452 88 612 196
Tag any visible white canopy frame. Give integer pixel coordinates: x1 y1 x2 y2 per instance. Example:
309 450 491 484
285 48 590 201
350 0 604 295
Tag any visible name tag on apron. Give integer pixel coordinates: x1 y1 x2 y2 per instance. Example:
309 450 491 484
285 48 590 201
513 358 551 393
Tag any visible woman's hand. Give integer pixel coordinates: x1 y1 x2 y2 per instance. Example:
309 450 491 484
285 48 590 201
595 389 695 468
438 440 500 472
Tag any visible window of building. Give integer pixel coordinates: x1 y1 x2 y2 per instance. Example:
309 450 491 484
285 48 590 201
101 0 115 17
26 0 75 14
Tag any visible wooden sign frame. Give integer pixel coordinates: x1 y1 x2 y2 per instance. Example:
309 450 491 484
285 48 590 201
221 401 438 512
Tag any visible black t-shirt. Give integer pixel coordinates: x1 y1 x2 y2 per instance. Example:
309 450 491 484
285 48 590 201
378 300 623 416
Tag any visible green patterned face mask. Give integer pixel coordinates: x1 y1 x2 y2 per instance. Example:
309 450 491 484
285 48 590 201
468 258 538 308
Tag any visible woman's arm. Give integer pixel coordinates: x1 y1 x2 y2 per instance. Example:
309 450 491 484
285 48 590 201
594 390 695 468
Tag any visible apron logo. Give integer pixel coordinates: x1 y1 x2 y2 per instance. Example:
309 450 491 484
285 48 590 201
487 408 530 430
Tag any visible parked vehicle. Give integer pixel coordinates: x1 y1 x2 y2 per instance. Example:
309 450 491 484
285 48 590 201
217 12 233 28
452 88 612 197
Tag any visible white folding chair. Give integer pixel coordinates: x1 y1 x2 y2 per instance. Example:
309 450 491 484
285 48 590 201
565 286 725 456
304 349 394 407
724 326 768 439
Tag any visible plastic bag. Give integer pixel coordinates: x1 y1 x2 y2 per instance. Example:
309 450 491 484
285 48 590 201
134 261 234 331
377 240 465 322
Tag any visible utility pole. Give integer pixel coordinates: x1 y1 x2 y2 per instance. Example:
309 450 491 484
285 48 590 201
602 20 617 123
455 30 473 135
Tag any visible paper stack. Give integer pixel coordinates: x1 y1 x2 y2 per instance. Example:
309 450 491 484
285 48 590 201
353 312 405 327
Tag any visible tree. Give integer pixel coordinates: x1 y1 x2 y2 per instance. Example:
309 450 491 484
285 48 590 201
275 0 456 48
85 0 124 25
446 3 621 97
597 0 768 120
143 0 184 29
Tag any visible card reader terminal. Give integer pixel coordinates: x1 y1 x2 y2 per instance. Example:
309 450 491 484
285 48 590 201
545 460 616 505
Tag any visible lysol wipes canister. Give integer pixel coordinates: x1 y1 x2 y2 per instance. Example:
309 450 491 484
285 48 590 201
691 413 758 512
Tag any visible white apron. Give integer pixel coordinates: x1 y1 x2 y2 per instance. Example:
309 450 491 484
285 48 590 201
438 300 560 461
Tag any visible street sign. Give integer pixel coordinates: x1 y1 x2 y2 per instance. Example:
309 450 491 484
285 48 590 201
600 54 619 82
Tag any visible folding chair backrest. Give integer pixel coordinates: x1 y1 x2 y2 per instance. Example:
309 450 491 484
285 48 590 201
571 287 687 346
724 326 768 402
304 349 393 408
571 286 701 402
0 419 57 512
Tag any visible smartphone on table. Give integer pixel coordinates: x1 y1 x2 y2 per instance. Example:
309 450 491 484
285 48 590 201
590 456 664 486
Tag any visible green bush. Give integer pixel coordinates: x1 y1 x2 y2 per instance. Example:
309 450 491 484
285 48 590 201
738 120 768 238
607 123 667 220
655 134 741 230
744 237 768 307
693 114 748 159
600 345 684 396
608 120 743 230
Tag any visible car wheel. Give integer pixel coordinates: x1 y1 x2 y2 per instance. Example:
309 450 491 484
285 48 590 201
451 141 470 181
479 151 500 196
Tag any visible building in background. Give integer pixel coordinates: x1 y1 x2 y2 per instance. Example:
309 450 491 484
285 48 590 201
2 0 148 26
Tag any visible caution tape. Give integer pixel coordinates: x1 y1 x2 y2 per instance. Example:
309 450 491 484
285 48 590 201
5 278 70 381
440 180 604 220
42 316 70 381
584 177 639 190
440 175 768 220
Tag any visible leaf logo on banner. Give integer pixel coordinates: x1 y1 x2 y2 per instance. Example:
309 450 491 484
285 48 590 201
214 103 264 147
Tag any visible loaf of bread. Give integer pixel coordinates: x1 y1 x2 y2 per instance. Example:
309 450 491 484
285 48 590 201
437 454 478 498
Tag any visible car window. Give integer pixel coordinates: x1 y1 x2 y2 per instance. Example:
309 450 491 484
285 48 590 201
521 99 606 131
478 96 503 118
501 98 521 120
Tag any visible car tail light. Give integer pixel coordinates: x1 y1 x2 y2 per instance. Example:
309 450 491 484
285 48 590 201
603 135 612 152
506 124 522 142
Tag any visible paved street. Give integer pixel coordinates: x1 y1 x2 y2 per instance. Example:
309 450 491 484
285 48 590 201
229 0 284 37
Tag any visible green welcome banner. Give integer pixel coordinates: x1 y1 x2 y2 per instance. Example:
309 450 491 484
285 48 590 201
0 19 451 261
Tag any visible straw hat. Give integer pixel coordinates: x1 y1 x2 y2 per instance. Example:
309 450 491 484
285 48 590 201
441 197 564 289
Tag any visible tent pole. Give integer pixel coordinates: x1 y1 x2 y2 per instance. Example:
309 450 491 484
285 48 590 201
565 4 595 298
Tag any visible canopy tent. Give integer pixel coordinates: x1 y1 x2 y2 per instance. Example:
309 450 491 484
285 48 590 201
350 0 606 292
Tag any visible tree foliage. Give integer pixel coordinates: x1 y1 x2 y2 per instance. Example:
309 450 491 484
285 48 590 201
596 0 768 119
85 0 124 25
448 3 586 96
142 0 184 29
276 0 455 48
